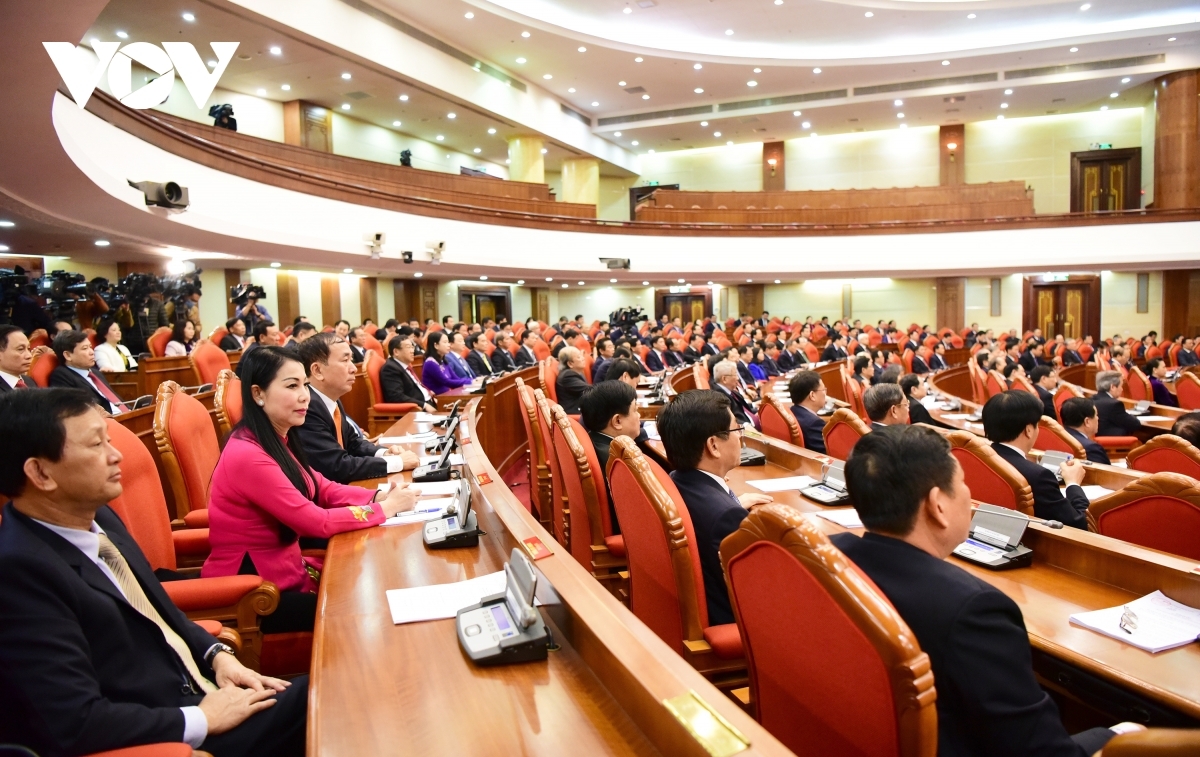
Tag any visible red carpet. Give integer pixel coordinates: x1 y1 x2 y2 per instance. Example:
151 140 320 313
501 456 532 512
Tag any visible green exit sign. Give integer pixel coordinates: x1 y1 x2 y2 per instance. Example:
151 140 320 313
1098 143 1112 149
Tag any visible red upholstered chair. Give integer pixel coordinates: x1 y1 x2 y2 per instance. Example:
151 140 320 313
760 392 804 447
1167 343 1183 367
146 326 173 358
605 436 746 687
812 326 828 341
1078 343 1094 363
1176 371 1200 411
1127 435 1200 480
1010 374 1037 395
549 405 626 595
84 744 196 757
944 431 1035 515
822 408 869 461
154 381 221 530
693 360 711 390
843 370 867 421
30 350 58 389
213 369 241 441
802 342 820 363
582 352 593 383
720 505 937 757
1054 381 1082 418
1035 417 1085 459
208 324 229 348
539 358 560 403
532 337 551 362
27 327 49 350
1146 345 1164 361
1126 366 1151 402
188 340 232 386
361 350 419 436
362 332 385 360
985 370 1008 398
901 349 915 374
949 335 964 349
515 378 552 529
967 360 988 405
105 418 281 672
532 390 569 546
1088 473 1200 560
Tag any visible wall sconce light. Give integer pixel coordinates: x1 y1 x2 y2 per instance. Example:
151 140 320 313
767 157 778 177
946 142 957 163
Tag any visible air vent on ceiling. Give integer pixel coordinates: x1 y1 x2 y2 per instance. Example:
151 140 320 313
669 137 681 141
1005 54 1164 80
945 108 960 113
1053 97 1066 103
738 116 760 124
1046 110 1059 114
597 104 714 126
336 0 526 92
717 89 847 112
624 86 647 94
560 103 591 126
853 73 996 97
847 117 859 122
344 91 372 100
754 127 768 132
943 95 966 103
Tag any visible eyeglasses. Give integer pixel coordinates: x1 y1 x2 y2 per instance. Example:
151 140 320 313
1119 606 1138 634
716 426 744 439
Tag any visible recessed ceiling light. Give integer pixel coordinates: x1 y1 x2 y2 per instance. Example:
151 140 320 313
941 60 950 65
677 278 686 283
393 120 401 126
516 57 527 64
774 0 783 4
813 67 822 74
488 127 496 134
896 112 904 118
269 46 282 55
713 131 722 136
1004 88 1013 95
631 140 639 145
747 80 757 87
1100 105 1108 111
568 87 576 92
810 132 818 137
0 245 8 252
343 268 354 273
546 277 554 281
899 123 908 129
623 6 632 13
997 114 1005 120
207 60 217 67
642 94 650 99
517 279 525 285
700 121 708 126
1080 3 1091 9
256 88 266 96
864 11 873 17
793 110 801 116
694 88 704 93
774 279 781 284
619 80 627 86
414 272 424 278
707 281 714 285
447 112 456 119
1168 37 1177 42
647 149 655 154
341 103 350 110
341 72 351 80
399 94 409 101
592 101 600 106
1121 77 1131 83
614 131 622 136
270 261 281 268
505 159 510 164
726 140 733 145
473 147 481 153
1000 102 1008 108
464 11 474 18
436 135 444 140
541 148 548 153
610 278 618 283
802 121 811 128
967 13 976 18
894 99 903 106
543 74 553 79
694 63 703 70
578 281 586 285
95 240 110 247
642 281 650 285
521 31 530 37
726 29 734 35
562 283 569 288
1110 92 1118 98
0 221 13 227
1069 47 1079 52
281 84 291 91
746 279 753 283
116 30 128 39
635 57 643 62
480 275 488 280
181 12 194 21
753 67 762 73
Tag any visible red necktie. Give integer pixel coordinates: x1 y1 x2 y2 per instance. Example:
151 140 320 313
88 373 129 413
15 378 27 389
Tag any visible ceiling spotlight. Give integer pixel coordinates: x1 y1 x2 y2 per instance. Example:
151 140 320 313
0 245 7 252
399 94 409 101
1168 37 1177 41
1121 77 1131 83
694 88 704 93
610 278 618 283
464 11 474 18
864 11 873 17
1069 47 1079 52
473 147 481 153
642 281 650 285
614 131 622 136
592 101 600 106
1110 92 1119 98
713 131 722 136
488 127 496 134
793 110 801 116
813 67 822 74
746 279 753 283
946 142 958 150
517 280 525 285
810 132 818 137
269 46 281 55
747 80 757 87
726 140 733 145
562 283 569 288
894 99 903 106
95 240 110 247
753 67 762 73
578 281 585 285
997 114 1005 120
899 123 908 129
725 29 734 35
1079 3 1091 9
543 74 553 79
642 94 650 99
694 63 703 70
774 279 781 284
281 84 291 91
541 148 548 153
635 57 643 62
0 221 13 227
941 60 950 65
677 278 685 283
341 72 351 79
343 268 354 273
1001 102 1009 108
623 6 632 12
896 112 904 118
516 57 527 64
480 275 488 280
341 103 350 110
207 60 216 67
648 149 655 154
436 135 444 140
619 80 627 86
700 121 708 126
414 272 424 278
546 277 554 281
631 140 639 145
393 120 401 126
270 262 281 268
775 0 783 4
1100 105 1108 111
578 46 587 52
801 121 811 128
181 12 195 21
707 281 714 285
116 30 128 39
1004 88 1013 95
568 87 576 92
967 13 976 18
256 88 266 96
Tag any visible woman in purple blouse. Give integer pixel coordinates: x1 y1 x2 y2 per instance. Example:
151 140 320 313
1145 358 1179 408
422 331 472 395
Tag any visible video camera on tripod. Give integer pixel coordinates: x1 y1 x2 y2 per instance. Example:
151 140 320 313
609 306 648 335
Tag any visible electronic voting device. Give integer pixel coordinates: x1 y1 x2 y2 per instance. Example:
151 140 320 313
457 548 550 665
800 460 851 505
422 478 481 549
1039 450 1072 483
413 413 460 482
952 504 1034 570
1127 400 1152 416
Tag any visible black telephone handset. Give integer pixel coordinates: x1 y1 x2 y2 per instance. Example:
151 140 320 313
457 548 550 665
423 478 481 549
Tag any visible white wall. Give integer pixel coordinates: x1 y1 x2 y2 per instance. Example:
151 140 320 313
375 277 395 324
1101 271 1162 339
330 113 507 177
637 143 764 192
295 271 323 325
243 268 279 323
785 126 940 191
199 267 229 334
43 255 117 282
338 274 361 326
964 274 1025 334
554 285 656 323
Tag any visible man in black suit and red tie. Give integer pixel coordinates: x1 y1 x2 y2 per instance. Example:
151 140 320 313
0 325 44 392
645 336 669 372
515 330 540 368
48 331 128 414
380 336 437 412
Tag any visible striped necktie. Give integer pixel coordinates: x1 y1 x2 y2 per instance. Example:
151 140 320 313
96 534 217 694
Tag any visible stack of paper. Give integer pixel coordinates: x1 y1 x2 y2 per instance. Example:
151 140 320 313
747 476 817 493
379 431 438 445
412 412 443 423
940 413 975 421
1069 591 1200 653
812 509 864 529
643 420 661 441
386 571 507 625
1139 416 1175 423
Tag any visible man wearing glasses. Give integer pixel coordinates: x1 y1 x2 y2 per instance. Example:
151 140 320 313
863 383 910 430
658 392 773 626
787 370 828 453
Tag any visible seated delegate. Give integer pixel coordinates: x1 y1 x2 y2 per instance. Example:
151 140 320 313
0 388 307 757
92 318 138 373
204 347 417 632
421 331 473 396
787 370 828 453
380 335 436 412
555 346 590 415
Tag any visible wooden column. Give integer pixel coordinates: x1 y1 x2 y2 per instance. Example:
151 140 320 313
530 288 550 324
1163 269 1200 338
276 272 300 328
418 281 439 324
359 278 378 325
737 284 764 318
319 277 341 327
939 125 965 186
1154 71 1200 209
762 141 785 192
283 101 333 153
224 269 241 318
936 277 966 332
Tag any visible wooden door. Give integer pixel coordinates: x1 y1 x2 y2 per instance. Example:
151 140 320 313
1024 276 1100 340
458 288 511 325
1070 148 1140 212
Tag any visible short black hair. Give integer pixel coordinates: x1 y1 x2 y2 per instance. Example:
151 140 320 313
1145 358 1163 373
658 389 733 470
1030 365 1054 384
605 358 642 382
384 319 399 329
466 333 482 350
52 330 89 362
982 390 1043 443
253 320 276 342
0 324 22 351
898 373 920 398
292 322 317 338
845 425 958 536
877 365 902 385
1170 412 1200 447
0 388 97 497
579 380 637 434
335 320 350 329
853 355 870 374
864 384 905 422
297 332 347 376
1002 362 1020 379
1060 397 1097 429
225 317 241 330
788 370 821 405
293 316 306 326
387 335 409 357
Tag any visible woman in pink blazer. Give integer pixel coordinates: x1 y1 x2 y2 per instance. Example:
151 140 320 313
204 346 416 631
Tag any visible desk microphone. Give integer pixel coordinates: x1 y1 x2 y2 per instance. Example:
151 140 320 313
969 506 1063 530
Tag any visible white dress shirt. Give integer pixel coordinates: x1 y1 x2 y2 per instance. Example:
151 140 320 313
0 369 21 389
309 386 405 472
699 469 736 496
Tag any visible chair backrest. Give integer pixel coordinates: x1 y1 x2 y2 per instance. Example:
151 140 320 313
362 332 385 360
605 435 708 652
967 360 988 405
1127 366 1151 402
1089 473 1200 560
693 361 710 390
532 389 568 545
362 350 386 405
213 369 242 440
944 431 1035 515
105 418 177 572
760 392 803 447
1175 372 1200 411
147 326 173 358
1054 382 1082 418
208 325 229 348
30 350 58 388
1167 343 1183 367
1035 417 1085 459
539 358 560 402
549 405 613 569
1127 435 1200 480
514 378 545 517
27 328 49 350
843 370 867 420
803 342 820 362
720 505 937 757
985 370 1008 397
189 340 232 385
532 338 551 362
901 349 914 374
154 380 221 516
1010 374 1036 395
823 408 870 460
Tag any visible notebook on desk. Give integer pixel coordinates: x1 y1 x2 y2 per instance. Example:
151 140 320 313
1069 591 1200 653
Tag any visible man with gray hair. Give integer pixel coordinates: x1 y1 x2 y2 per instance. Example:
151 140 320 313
864 383 909 429
1093 370 1141 437
712 360 757 428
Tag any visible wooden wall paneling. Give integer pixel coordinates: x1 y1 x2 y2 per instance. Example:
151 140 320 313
359 277 378 325
736 284 764 318
531 287 551 324
1022 275 1101 340
762 141 785 192
275 272 300 329
224 269 241 319
302 103 333 153
939 125 965 186
282 100 302 147
320 276 341 327
1154 71 1200 210
418 281 439 324
936 277 966 332
1163 269 1200 338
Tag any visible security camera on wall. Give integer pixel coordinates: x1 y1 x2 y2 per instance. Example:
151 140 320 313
364 232 386 260
427 240 445 265
128 180 189 210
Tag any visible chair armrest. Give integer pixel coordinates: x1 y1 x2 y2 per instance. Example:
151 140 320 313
193 619 243 655
1096 436 1140 450
172 527 210 558
373 402 418 414
84 743 196 757
703 623 745 660
182 508 209 529
164 574 264 612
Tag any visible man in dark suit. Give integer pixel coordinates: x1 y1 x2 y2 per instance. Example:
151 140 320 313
49 330 128 414
983 390 1090 529
1177 337 1199 367
346 327 368 364
1060 397 1112 465
465 333 496 376
645 336 668 372
515 330 540 368
219 317 248 352
1093 370 1142 436
903 330 922 355
909 350 931 375
683 334 705 364
832 425 1126 757
1019 342 1050 374
899 374 951 430
236 321 279 378
0 324 43 391
928 343 949 371
0 388 307 757
777 339 797 371
580 380 646 534
712 361 757 428
863 383 909 430
1030 365 1060 420
821 334 849 362
489 334 517 373
293 334 418 484
761 344 783 377
665 338 687 368
788 370 828 453
659 391 772 626
1060 338 1084 367
380 336 436 412
1003 338 1021 368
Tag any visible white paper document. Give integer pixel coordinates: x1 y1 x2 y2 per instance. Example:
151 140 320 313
382 497 456 525
1079 485 1114 500
419 453 464 466
747 475 817 493
643 420 661 441
379 432 437 445
386 571 507 625
413 412 443 423
812 509 864 529
411 480 463 497
1138 416 1175 423
1069 591 1200 653
939 413 975 420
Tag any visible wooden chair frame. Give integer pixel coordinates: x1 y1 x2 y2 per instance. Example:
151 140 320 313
1036 416 1086 459
1176 371 1200 411
153 380 213 520
361 350 417 436
532 389 570 547
822 408 871 460
759 391 804 447
1127 434 1200 479
1087 472 1200 559
515 377 553 530
213 369 239 441
1100 727 1200 755
943 430 1035 515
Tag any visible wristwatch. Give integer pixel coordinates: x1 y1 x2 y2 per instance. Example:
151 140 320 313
204 643 237 667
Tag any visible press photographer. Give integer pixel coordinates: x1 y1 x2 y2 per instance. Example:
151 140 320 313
231 283 271 331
